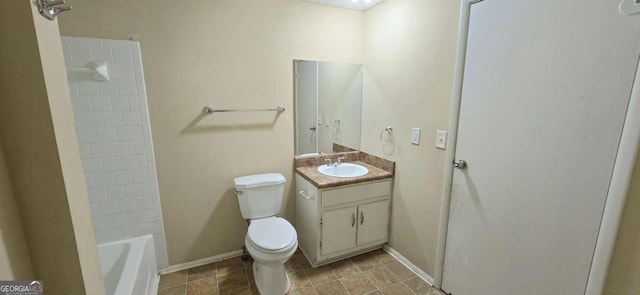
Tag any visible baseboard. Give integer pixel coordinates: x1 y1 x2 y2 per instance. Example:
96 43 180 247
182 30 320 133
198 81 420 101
383 245 435 286
159 249 244 275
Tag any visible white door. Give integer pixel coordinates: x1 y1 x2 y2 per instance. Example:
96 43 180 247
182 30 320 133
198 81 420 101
321 206 357 256
295 60 318 155
357 200 389 246
442 1 640 294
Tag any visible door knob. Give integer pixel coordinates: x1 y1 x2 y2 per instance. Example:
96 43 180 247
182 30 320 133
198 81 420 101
309 126 317 131
454 160 467 170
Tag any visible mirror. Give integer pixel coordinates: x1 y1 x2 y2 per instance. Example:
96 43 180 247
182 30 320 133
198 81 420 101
294 60 363 156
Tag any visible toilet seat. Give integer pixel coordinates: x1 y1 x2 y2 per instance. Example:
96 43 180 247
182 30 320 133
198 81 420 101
247 217 297 253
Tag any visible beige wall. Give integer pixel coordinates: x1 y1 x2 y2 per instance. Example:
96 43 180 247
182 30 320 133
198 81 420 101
0 140 33 280
361 0 460 275
604 150 640 294
60 0 364 265
0 0 104 293
57 0 140 40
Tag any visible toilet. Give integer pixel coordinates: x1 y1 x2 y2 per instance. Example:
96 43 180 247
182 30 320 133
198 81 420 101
234 173 298 295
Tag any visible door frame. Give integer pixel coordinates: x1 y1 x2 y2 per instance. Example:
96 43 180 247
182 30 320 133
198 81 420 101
433 1 640 294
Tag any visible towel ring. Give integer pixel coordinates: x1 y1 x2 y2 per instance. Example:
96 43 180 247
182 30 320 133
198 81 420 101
333 120 341 133
380 126 393 144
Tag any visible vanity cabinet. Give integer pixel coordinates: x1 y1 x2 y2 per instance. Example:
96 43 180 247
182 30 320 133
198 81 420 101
295 174 392 267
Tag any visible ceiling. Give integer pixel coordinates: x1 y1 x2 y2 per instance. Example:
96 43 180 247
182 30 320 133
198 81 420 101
303 0 386 11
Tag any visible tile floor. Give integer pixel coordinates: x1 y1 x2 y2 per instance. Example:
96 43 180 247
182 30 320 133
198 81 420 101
158 249 446 295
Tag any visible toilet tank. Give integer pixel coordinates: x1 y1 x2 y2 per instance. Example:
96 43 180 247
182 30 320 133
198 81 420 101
234 173 286 219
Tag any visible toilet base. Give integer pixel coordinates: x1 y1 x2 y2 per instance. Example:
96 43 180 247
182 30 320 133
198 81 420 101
253 261 291 295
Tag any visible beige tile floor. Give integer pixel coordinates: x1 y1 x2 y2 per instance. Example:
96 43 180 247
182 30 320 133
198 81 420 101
158 249 446 295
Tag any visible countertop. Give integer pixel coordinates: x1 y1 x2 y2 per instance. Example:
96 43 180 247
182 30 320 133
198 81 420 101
295 161 393 189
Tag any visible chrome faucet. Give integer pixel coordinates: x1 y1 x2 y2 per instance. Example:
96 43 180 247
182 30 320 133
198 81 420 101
323 156 346 167
334 156 345 167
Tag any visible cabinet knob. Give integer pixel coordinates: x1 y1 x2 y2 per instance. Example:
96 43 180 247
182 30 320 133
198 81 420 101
360 211 364 225
352 213 356 227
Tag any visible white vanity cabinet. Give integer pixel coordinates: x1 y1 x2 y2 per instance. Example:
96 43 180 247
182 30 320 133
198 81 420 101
295 174 392 267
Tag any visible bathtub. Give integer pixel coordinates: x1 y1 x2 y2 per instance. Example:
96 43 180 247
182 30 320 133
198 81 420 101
98 235 159 295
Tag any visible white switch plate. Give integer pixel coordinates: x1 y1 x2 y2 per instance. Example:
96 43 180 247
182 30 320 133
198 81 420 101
436 130 447 149
411 128 421 145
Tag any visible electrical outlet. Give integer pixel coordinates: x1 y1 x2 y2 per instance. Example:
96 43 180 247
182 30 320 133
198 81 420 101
411 128 421 145
436 130 447 149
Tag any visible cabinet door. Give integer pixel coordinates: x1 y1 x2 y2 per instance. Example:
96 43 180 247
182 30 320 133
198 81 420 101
321 206 357 256
357 200 390 246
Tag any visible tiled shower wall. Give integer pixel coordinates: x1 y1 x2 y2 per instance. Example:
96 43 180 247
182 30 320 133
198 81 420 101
61 36 168 268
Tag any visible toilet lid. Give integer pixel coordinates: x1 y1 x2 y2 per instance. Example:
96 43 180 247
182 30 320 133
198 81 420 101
248 217 297 251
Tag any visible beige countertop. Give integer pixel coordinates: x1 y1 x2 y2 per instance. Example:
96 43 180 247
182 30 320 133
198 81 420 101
295 161 393 189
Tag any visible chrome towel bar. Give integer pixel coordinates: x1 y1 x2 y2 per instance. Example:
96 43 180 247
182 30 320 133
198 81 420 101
203 106 285 114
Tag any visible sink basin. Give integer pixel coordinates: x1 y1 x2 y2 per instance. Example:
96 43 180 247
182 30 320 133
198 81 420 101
317 163 369 178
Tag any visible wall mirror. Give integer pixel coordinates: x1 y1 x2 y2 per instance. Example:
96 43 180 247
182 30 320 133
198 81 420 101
294 60 363 156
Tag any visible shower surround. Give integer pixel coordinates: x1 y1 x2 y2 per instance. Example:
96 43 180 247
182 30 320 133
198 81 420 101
61 36 168 269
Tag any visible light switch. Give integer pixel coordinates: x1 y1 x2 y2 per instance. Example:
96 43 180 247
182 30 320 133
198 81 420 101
436 130 447 149
411 128 421 145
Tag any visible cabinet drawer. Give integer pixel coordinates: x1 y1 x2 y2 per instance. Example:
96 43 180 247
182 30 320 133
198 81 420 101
321 180 391 208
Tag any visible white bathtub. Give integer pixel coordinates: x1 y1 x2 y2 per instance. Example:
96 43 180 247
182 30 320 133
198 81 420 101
98 235 159 295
